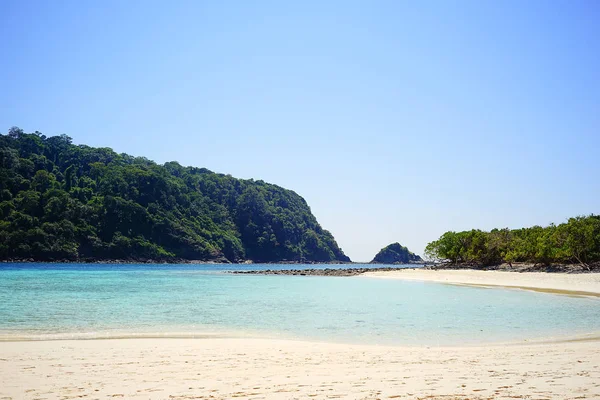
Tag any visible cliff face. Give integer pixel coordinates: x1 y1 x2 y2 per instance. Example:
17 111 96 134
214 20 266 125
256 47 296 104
371 243 422 264
0 128 350 263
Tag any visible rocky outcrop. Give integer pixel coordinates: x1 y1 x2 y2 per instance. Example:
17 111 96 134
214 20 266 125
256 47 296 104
371 243 422 264
229 267 418 277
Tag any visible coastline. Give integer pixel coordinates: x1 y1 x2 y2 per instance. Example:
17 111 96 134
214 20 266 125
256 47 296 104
2 328 599 346
2 259 595 273
0 259 363 265
362 269 600 296
2 337 599 399
3 267 600 399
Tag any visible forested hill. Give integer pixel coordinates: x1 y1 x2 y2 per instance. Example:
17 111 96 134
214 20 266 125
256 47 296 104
0 127 350 263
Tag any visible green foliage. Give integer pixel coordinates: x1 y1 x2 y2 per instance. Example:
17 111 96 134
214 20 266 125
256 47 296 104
425 217 600 267
372 242 422 264
0 128 350 263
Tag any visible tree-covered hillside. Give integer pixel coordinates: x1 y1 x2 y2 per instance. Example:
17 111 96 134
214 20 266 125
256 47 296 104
371 242 422 264
424 216 600 268
0 127 350 263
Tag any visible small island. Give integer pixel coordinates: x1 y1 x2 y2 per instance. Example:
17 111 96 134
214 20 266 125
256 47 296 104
371 242 423 264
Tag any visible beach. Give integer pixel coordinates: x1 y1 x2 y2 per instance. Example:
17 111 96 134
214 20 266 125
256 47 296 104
2 267 600 399
1 337 599 399
362 269 600 296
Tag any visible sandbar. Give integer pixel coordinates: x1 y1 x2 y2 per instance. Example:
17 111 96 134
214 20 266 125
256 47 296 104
362 269 600 296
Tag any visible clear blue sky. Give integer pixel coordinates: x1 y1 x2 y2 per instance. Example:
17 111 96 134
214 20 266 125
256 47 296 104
1 0 599 261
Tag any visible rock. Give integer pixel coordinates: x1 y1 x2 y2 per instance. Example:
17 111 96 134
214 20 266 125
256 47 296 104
228 266 418 277
370 243 422 264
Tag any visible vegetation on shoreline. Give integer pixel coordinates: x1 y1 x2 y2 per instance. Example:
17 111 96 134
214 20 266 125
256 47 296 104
0 127 350 263
424 216 600 269
371 242 422 264
2 127 598 269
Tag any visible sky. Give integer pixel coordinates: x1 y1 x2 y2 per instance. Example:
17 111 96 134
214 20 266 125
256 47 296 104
1 0 599 261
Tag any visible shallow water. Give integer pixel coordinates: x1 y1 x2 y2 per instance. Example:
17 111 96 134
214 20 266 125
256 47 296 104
1 263 599 345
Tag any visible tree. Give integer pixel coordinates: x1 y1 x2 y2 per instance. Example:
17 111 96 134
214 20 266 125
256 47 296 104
0 127 350 263
425 216 600 268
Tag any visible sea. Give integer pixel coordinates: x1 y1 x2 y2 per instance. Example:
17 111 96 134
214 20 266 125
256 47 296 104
1 263 599 346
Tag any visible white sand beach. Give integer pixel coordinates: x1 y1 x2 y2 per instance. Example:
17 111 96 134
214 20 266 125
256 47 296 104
1 338 599 400
3 271 600 399
362 269 600 296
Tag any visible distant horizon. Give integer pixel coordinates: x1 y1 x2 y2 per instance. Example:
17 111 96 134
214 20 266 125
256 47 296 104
2 0 598 260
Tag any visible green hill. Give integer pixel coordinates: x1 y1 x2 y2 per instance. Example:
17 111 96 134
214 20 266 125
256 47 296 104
0 127 350 263
371 242 422 264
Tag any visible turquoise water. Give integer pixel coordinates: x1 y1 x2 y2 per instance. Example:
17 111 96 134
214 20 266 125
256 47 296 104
1 263 599 345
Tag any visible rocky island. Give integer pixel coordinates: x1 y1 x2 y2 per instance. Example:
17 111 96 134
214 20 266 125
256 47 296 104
371 242 423 264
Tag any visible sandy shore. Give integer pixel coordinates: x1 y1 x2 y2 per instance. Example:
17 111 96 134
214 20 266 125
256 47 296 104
1 338 599 399
3 272 599 399
362 269 600 296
